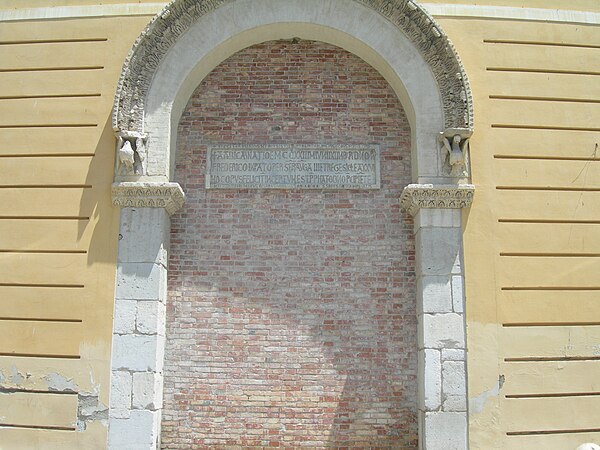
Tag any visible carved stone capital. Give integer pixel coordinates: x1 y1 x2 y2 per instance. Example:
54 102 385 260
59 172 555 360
400 183 474 216
112 182 185 216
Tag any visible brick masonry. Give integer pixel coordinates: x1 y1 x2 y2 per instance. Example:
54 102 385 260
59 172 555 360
163 40 416 448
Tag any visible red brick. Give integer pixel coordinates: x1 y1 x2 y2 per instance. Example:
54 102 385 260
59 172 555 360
163 39 417 449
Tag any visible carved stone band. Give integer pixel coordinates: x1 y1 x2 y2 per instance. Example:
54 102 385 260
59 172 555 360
113 0 473 134
112 182 185 216
400 183 475 216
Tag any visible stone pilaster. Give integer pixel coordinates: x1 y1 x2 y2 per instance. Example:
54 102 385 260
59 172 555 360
108 189 181 449
402 185 472 450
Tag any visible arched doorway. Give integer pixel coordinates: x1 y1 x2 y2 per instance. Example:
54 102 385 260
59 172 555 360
109 1 474 448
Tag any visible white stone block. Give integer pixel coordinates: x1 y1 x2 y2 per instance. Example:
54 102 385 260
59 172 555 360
113 299 136 335
442 349 465 362
419 276 453 313
110 407 131 420
132 372 163 410
423 411 467 450
443 394 467 412
108 410 160 450
419 349 441 411
451 275 465 313
414 208 460 229
155 334 166 374
422 313 465 349
116 262 167 302
137 301 166 336
112 334 160 372
442 361 466 396
118 208 170 265
109 370 132 413
416 228 461 276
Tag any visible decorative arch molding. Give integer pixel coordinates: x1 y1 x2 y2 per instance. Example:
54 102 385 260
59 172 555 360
108 1 474 449
113 0 473 135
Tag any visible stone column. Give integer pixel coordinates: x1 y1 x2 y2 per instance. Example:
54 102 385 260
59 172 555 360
401 184 474 450
108 183 184 450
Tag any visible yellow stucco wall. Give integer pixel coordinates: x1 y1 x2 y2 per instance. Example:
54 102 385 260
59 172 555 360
442 16 600 448
0 13 157 448
0 1 598 448
0 1 599 12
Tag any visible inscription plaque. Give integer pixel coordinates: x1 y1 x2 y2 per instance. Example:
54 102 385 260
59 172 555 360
206 144 380 189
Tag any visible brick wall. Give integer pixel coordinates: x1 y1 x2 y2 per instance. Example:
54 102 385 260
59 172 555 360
163 40 416 448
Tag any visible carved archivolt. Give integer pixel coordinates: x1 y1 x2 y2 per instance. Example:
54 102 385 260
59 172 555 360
400 183 475 216
112 0 474 135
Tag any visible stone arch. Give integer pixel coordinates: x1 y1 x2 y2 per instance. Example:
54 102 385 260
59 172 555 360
110 0 474 187
108 1 475 449
113 0 473 135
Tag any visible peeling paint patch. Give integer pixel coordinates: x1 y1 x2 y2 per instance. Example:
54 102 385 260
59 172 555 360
470 374 504 414
45 373 78 393
77 393 108 431
10 366 25 385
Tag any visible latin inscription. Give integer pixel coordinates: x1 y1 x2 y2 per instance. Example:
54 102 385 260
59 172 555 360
206 145 380 189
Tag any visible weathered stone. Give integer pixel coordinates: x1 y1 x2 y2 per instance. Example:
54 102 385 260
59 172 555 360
402 185 475 217
113 299 136 335
442 349 466 362
414 208 461 229
420 349 442 411
443 361 466 397
116 262 167 302
109 371 132 413
419 276 453 314
452 275 465 313
132 372 163 410
421 313 465 349
416 227 462 276
112 182 185 216
108 410 160 450
443 394 467 412
118 207 170 265
136 301 166 336
112 335 164 372
423 411 468 450
113 0 473 135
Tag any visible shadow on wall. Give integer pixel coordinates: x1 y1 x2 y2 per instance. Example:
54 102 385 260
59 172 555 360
81 114 122 268
163 189 418 447
166 261 417 446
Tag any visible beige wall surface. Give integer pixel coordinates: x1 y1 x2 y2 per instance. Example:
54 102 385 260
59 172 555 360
439 16 600 449
426 0 600 12
0 14 153 448
0 1 598 449
0 1 162 6
0 1 598 12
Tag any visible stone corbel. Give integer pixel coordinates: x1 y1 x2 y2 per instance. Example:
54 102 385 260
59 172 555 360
112 182 185 216
400 183 474 216
116 130 148 177
439 128 472 177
